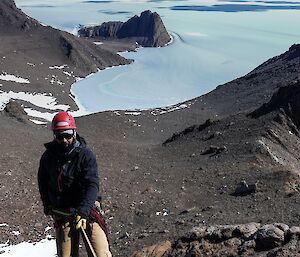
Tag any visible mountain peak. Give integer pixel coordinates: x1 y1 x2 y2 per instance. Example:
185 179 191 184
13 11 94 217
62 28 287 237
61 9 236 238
0 0 40 32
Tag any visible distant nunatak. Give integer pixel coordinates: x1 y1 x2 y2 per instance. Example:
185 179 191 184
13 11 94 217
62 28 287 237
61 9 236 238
78 10 171 47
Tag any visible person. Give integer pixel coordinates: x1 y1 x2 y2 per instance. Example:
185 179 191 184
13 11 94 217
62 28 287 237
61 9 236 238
38 111 112 257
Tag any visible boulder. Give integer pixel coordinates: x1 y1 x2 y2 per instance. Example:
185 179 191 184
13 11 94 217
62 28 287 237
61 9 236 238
255 224 285 250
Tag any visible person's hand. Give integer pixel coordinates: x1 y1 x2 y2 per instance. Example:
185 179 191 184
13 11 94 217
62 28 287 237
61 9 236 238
75 215 87 230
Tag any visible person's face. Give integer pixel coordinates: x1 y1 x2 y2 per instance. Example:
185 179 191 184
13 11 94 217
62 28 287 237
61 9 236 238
54 131 74 149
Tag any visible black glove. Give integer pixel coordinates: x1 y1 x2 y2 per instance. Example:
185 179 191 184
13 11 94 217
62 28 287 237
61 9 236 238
43 205 53 216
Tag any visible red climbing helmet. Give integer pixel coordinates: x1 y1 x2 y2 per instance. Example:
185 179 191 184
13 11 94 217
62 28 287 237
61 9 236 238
51 112 76 131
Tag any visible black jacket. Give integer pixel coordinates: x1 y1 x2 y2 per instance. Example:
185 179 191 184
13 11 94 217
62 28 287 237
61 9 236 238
38 134 99 218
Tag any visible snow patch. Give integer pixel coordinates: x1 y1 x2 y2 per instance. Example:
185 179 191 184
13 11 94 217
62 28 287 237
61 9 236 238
29 119 48 125
44 227 52 233
24 108 55 122
63 71 73 77
0 91 69 112
151 103 189 116
49 65 68 70
125 111 141 116
0 74 30 84
0 238 56 257
75 77 84 82
11 231 21 236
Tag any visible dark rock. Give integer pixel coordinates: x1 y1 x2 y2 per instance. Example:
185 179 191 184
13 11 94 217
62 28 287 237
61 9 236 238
198 119 216 131
79 21 123 38
78 10 171 47
249 81 300 133
255 224 285 251
163 125 196 145
285 44 300 61
232 180 257 196
163 119 217 145
4 100 27 122
201 145 226 155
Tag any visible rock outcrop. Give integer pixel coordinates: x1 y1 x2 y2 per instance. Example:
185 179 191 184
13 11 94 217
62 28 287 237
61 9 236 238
78 10 171 47
131 223 300 257
4 100 28 123
250 81 300 131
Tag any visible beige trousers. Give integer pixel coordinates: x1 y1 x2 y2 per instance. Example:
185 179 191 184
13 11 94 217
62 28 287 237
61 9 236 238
55 221 112 257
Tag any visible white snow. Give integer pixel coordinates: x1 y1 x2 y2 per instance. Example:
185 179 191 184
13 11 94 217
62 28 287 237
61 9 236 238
49 65 67 70
0 238 56 257
45 226 52 233
124 111 141 116
0 91 70 112
63 71 73 77
75 77 84 82
150 103 190 116
29 119 48 125
24 108 54 121
0 74 30 84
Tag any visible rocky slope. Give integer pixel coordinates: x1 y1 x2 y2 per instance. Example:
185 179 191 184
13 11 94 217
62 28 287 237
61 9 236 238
128 79 300 256
1 44 300 257
78 10 171 47
0 2 300 256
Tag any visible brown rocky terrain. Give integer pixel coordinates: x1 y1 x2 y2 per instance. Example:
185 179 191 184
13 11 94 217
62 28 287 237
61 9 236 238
0 1 300 257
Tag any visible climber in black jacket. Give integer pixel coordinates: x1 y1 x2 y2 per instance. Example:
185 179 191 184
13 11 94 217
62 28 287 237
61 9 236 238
38 111 112 257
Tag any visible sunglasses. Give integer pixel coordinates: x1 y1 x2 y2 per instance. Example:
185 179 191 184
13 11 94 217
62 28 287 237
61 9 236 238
55 133 74 140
